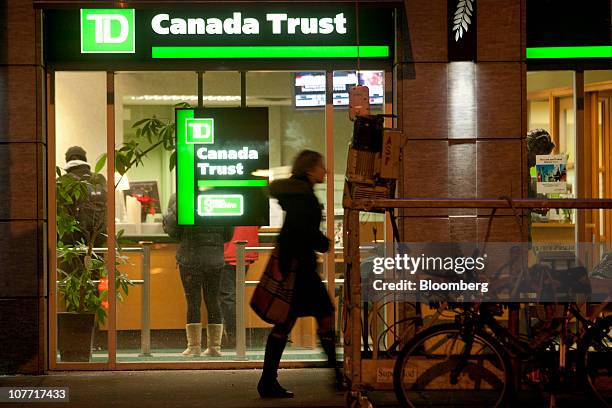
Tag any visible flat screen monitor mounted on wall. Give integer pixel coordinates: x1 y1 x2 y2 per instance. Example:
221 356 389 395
294 70 384 108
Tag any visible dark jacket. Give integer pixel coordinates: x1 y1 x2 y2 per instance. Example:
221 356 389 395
62 162 107 247
269 175 334 318
163 194 234 268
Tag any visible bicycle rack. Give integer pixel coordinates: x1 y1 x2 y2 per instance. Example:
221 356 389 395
342 197 612 405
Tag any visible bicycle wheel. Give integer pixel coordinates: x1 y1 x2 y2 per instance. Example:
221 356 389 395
393 323 512 407
577 316 612 406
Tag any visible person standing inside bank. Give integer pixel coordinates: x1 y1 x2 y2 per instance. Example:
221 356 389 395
163 194 233 357
61 146 107 247
220 226 259 348
256 150 343 398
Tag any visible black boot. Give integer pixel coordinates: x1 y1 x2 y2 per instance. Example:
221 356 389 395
320 331 347 391
258 334 294 398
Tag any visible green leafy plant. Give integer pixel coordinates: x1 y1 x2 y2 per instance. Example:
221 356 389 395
97 102 191 186
56 167 132 324
56 102 191 323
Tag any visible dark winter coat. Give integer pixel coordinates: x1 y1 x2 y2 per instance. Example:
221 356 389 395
62 162 107 247
163 194 234 268
269 175 334 318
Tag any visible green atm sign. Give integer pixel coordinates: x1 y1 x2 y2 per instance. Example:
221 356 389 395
199 195 244 216
80 9 135 53
176 108 269 226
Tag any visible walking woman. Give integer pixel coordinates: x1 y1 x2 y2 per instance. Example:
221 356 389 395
257 150 342 398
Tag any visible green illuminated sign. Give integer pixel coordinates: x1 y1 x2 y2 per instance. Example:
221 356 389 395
198 195 244 216
176 108 270 226
80 9 135 53
45 7 394 65
526 46 612 59
152 45 389 59
197 180 268 187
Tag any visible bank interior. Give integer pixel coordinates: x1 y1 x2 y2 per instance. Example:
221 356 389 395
54 70 386 363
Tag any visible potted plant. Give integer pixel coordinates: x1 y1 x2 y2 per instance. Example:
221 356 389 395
55 102 188 361
55 163 131 362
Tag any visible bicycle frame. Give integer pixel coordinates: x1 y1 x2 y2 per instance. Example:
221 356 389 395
458 303 602 374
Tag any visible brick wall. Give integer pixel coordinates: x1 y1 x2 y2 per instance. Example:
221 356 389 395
0 1 46 374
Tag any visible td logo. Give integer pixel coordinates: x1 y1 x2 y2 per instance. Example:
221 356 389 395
186 118 215 144
80 9 135 54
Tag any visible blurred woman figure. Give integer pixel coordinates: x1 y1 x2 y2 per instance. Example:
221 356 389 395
257 150 342 398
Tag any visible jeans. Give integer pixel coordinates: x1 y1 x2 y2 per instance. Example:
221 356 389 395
219 264 236 337
179 263 223 324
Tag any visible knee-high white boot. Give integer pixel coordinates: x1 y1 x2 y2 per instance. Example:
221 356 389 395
182 323 202 356
204 324 223 357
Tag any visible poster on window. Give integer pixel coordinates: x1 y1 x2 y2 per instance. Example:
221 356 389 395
536 155 567 194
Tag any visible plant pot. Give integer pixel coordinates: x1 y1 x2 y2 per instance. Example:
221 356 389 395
57 312 96 362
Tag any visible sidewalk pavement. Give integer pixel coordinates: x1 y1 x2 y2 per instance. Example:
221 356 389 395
0 369 599 407
0 369 350 408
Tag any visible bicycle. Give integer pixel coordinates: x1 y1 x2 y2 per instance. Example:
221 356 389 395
392 302 612 407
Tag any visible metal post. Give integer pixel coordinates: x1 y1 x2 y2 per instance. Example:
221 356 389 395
240 71 246 108
197 71 204 109
235 240 248 360
346 209 362 391
139 242 153 357
106 72 117 367
325 70 335 302
574 70 586 261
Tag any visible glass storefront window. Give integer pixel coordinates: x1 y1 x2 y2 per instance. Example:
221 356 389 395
527 71 576 243
115 71 200 362
584 70 612 265
246 71 329 358
51 68 390 367
332 71 386 350
55 72 109 363
333 70 387 242
527 70 612 270
204 71 241 107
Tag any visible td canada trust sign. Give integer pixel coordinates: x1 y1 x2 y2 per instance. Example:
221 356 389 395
176 108 270 226
81 8 348 54
46 6 393 63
